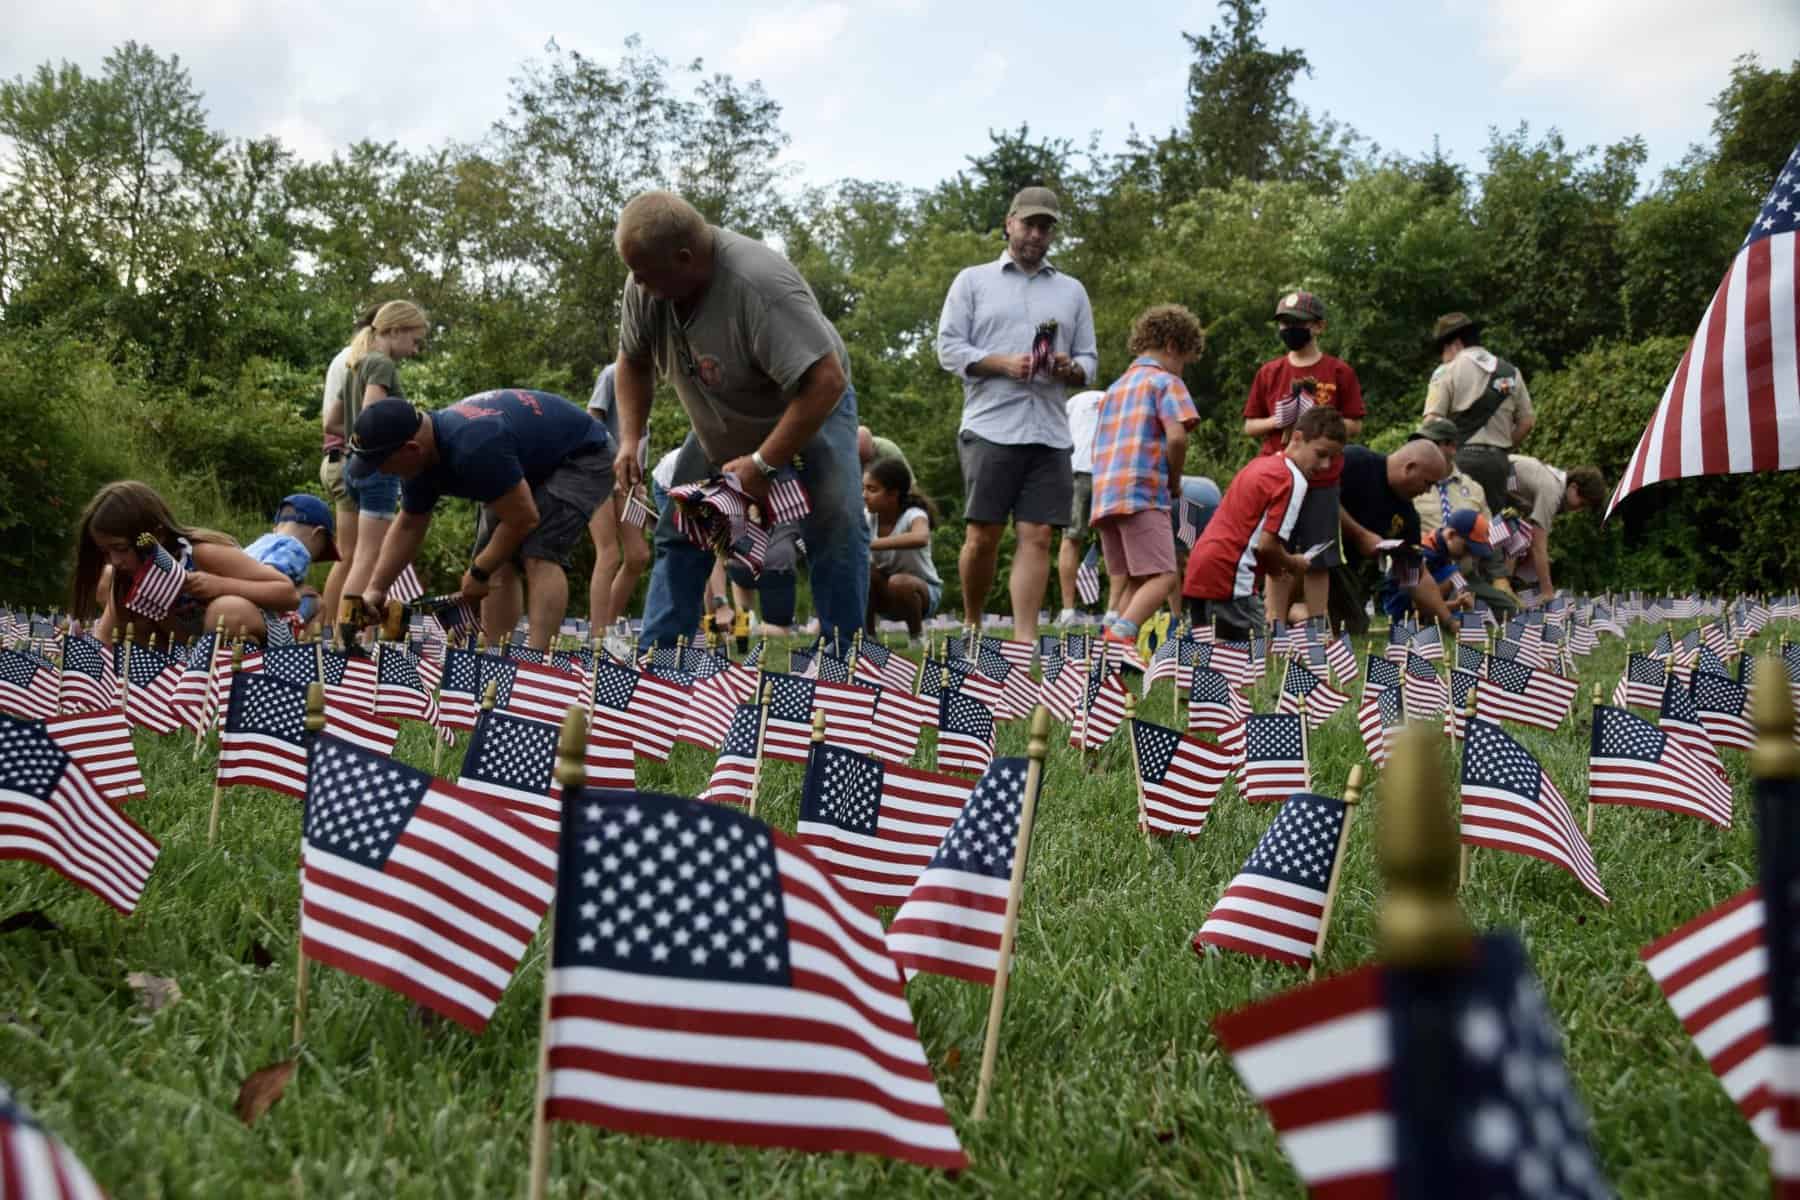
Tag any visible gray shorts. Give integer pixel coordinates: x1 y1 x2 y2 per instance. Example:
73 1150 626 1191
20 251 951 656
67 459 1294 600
958 432 1073 527
1068 472 1094 539
1288 484 1342 568
1184 594 1266 643
474 447 614 570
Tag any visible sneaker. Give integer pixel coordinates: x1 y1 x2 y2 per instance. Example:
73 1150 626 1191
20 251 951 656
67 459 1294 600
603 632 635 663
1055 608 1078 626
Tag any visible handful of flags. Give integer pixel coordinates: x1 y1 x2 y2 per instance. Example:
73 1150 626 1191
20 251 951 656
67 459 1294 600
666 470 810 575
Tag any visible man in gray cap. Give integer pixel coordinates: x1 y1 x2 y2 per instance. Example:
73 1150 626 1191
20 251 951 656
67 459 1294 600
1409 415 1516 614
1422 312 1533 513
936 186 1099 644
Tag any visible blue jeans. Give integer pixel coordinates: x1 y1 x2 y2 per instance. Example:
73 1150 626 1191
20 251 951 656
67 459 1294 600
641 388 870 647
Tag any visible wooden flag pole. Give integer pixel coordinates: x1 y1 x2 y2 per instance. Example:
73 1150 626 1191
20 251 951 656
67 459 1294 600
1458 681 1480 886
747 680 772 818
371 639 385 718
1378 722 1473 967
972 705 1051 1122
1298 694 1311 792
528 704 589 1200
293 682 326 1046
1587 682 1605 839
116 624 132 713
192 618 227 759
1122 690 1150 839
1076 661 1094 775
1309 763 1365 979
206 641 247 846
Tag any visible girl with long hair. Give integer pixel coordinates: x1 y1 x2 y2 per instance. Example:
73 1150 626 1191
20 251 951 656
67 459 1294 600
862 456 942 643
71 481 300 644
321 299 428 624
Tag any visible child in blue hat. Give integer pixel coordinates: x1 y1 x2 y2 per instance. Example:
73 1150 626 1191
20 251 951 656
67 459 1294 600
245 494 340 637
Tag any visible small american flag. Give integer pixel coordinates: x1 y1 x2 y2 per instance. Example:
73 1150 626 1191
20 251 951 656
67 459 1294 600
1659 676 1734 788
1359 678 1404 767
1240 713 1308 804
1444 667 1480 741
941 656 1004 710
1478 655 1578 731
1207 639 1252 690
870 685 933 764
1324 634 1356 686
1276 658 1348 728
620 487 656 530
1589 703 1732 829
483 657 584 727
46 708 145 804
887 757 1028 983
390 563 425 604
1038 655 1083 725
0 650 58 720
1691 669 1755 751
977 639 1037 719
937 688 996 775
217 673 398 799
799 741 974 906
1460 718 1608 903
1408 622 1444 663
1076 544 1101 606
542 788 967 1169
590 659 688 761
1186 665 1246 736
1402 650 1448 721
373 644 438 725
456 707 633 832
0 714 159 914
764 467 811 526
679 661 758 750
1455 609 1487 647
302 734 558 1031
1213 933 1610 1197
434 647 483 733
1070 661 1128 750
1175 497 1202 548
1 1083 108 1198
117 643 184 735
1193 791 1348 967
1131 717 1235 837
57 636 113 715
698 702 763 806
123 536 188 622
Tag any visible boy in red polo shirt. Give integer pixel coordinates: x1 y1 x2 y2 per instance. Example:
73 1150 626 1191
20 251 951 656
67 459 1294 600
1241 290 1365 627
1184 406 1348 641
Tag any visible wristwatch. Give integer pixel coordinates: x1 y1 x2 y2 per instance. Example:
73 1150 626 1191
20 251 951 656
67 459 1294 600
468 563 491 584
750 450 780 479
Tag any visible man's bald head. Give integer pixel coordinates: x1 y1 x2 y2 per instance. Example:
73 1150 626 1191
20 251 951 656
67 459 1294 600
857 425 875 465
615 190 715 301
1387 439 1450 499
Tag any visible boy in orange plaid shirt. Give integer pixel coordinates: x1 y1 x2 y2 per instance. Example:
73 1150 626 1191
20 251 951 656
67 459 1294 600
1088 305 1205 651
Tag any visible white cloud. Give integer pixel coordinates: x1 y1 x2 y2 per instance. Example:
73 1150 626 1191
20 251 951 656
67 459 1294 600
725 2 852 76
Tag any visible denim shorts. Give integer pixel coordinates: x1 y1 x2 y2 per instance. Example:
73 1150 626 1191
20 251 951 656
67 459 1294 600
345 470 402 518
924 580 943 618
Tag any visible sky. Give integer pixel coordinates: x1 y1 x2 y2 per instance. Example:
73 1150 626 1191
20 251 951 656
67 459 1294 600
2 0 1797 196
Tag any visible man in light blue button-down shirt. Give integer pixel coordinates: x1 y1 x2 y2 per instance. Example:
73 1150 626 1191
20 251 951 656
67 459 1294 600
937 186 1098 644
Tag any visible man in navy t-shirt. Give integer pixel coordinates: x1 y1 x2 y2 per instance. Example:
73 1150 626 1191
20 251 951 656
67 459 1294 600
347 392 615 650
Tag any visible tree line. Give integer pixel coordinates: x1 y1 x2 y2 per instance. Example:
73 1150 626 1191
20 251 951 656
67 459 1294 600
3 1 1798 611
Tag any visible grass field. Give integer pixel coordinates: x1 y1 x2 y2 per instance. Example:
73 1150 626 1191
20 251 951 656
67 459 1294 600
0 630 1779 1198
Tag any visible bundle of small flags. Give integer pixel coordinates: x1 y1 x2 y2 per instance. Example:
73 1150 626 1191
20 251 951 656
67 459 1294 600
123 534 188 622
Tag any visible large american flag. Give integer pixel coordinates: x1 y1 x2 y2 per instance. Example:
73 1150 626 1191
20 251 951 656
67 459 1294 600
1692 669 1756 751
1590 704 1732 830
123 537 188 622
936 688 995 776
798 741 974 907
1276 658 1348 728
1213 933 1610 1198
886 757 1027 984
541 788 966 1168
1460 718 1608 903
301 734 557 1032
46 709 144 804
698 702 763 807
1477 655 1579 731
1 1083 108 1199
1240 713 1308 804
1193 791 1348 967
1130 718 1235 837
589 659 687 761
0 714 159 915
1609 142 1800 516
0 650 58 720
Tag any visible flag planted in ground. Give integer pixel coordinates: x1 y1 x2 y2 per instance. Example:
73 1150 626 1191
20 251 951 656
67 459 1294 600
698 702 763 807
1193 791 1348 967
1460 718 1607 903
799 741 974 907
1589 705 1732 828
1240 714 1308 804
1130 718 1235 837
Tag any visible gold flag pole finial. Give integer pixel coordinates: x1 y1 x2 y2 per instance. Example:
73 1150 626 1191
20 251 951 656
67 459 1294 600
1377 723 1472 967
1752 655 1800 780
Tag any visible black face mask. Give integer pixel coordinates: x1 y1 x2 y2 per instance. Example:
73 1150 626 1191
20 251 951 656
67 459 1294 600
1279 326 1314 351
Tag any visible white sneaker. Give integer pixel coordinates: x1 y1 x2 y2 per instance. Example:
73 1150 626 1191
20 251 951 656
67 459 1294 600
1055 608 1078 626
603 632 635 663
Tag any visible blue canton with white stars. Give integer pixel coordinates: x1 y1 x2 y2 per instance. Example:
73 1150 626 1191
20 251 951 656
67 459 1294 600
304 736 429 868
63 636 107 683
592 660 642 714
1487 655 1537 695
1366 655 1400 692
443 649 480 696
1627 653 1668 686
378 650 429 694
1189 667 1235 708
767 673 817 724
1132 720 1184 784
464 710 557 792
226 674 308 744
801 742 882 836
719 704 762 759
921 758 1025 879
0 651 45 692
1243 793 1344 889
1596 706 1667 761
552 792 793 984
1379 685 1403 728
1463 720 1543 797
1744 144 1800 247
261 646 322 686
1692 670 1747 717
1246 714 1303 764
1457 644 1486 673
0 715 72 800
940 690 994 743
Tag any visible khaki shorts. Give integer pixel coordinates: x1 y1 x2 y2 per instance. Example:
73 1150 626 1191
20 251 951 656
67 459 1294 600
320 454 346 504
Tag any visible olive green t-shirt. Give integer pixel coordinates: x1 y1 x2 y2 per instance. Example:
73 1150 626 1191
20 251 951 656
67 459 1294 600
619 227 850 464
339 350 404 440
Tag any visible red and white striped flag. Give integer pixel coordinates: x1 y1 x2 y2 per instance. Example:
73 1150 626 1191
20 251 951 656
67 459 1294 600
303 734 558 1032
0 650 58 721
679 661 759 750
122 536 188 622
1240 713 1308 804
799 742 974 907
587 659 688 761
1692 668 1756 751
1 1084 109 1199
492 658 588 730
0 714 159 915
455 707 632 833
1130 718 1236 837
1460 718 1608 903
1589 704 1733 829
1186 665 1246 736
389 563 425 604
1192 791 1348 967
1609 142 1800 517
1276 658 1349 728
698 702 763 806
1401 650 1448 721
1070 662 1128 750
1477 655 1578 731
45 709 144 805
871 685 933 764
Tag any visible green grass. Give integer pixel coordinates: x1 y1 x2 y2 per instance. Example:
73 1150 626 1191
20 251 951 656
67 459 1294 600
0 632 1777 1197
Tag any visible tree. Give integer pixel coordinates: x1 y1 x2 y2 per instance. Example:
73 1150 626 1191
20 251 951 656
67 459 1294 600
924 124 1078 236
1709 54 1800 201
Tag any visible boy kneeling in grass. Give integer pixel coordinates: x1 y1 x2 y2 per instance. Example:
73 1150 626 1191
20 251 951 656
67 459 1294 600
1087 304 1207 654
1181 406 1347 642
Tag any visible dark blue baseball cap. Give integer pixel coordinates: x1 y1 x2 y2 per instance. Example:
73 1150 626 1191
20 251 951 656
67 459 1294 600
273 493 340 562
346 398 424 482
1446 508 1494 559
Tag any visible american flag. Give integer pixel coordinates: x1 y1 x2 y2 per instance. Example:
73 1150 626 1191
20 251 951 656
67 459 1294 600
940 656 1004 710
1208 639 1253 690
1460 718 1608 903
389 563 425 604
116 643 184 735
1076 544 1100 606
1193 791 1348 966
433 647 483 733
542 788 967 1169
1660 675 1734 781
1276 659 1349 728
1038 655 1083 725
1454 641 1485 675
1359 678 1405 767
1143 630 1184 691
811 647 854 685
620 487 656 529
489 657 587 729
589 659 688 761
57 637 112 714
1384 620 1413 665
937 688 995 775
1063 631 1092 664
1 1083 108 1198
1697 644 1730 678
1455 609 1487 647
46 708 144 804
1409 622 1444 663
1324 634 1356 686
1186 665 1246 736
680 661 759 750
372 644 439 725
123 537 187 621
0 714 159 915
1613 652 1671 710
1175 496 1200 548
1240 714 1308 804
760 672 879 762
217 673 398 799
1692 669 1755 751
1478 655 1578 731
871 685 933 764
856 639 917 693
1213 932 1610 1198
984 635 1035 673
1609 144 1800 513
0 650 58 720
886 756 1028 985
301 734 557 1032
976 638 1037 719
699 702 764 806
1589 703 1732 829
1401 650 1448 721
764 467 811 525
799 741 974 906
1130 718 1235 837
1070 660 1128 750
165 632 220 727
1444 667 1480 741
456 707 633 832
789 644 818 678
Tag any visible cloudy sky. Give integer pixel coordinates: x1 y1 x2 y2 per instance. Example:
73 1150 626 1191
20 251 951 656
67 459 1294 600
3 0 1797 194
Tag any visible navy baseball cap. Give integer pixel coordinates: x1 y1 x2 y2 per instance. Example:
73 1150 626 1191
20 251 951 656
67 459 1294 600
273 493 340 562
1446 508 1494 559
346 398 424 481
